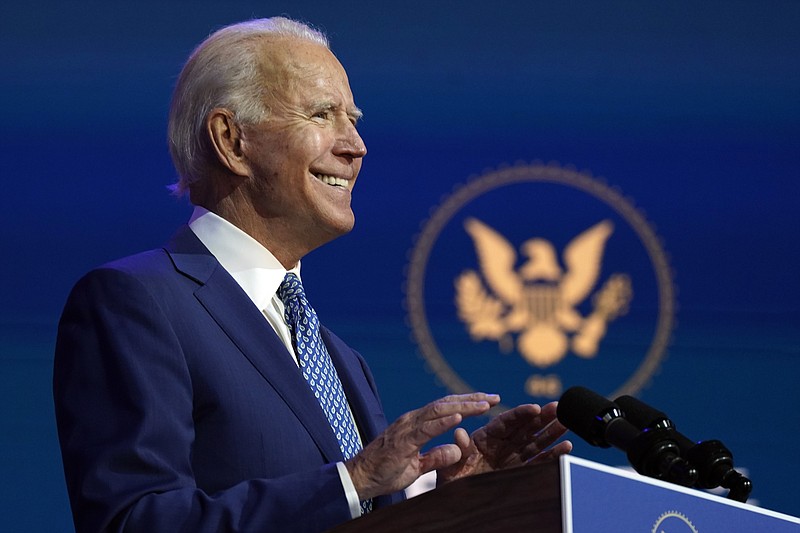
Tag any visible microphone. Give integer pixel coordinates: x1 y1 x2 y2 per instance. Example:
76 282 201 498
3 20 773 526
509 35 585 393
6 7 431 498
615 395 752 502
558 386 698 486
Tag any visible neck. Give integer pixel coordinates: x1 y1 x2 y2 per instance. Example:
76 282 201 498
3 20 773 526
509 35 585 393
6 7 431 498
193 174 340 269
201 200 331 271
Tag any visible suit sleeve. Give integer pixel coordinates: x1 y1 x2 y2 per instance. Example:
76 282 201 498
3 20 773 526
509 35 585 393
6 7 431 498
53 267 353 533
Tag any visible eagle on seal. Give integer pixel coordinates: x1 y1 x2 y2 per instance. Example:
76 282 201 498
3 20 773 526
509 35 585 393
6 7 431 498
455 217 630 367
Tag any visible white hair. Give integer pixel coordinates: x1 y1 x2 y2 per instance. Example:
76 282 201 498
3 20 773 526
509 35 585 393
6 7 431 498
167 17 329 196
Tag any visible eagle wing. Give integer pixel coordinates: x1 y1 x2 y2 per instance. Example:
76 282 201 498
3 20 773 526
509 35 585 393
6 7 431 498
463 217 523 304
560 220 614 305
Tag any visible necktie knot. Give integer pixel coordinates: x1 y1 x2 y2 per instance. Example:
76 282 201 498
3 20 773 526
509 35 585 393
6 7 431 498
278 273 312 329
278 272 305 307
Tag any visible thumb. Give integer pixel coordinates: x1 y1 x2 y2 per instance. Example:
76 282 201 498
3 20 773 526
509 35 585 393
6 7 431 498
454 427 471 453
419 443 463 473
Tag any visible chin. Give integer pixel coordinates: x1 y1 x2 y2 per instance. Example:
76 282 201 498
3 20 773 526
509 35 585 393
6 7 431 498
317 213 356 241
333 219 356 236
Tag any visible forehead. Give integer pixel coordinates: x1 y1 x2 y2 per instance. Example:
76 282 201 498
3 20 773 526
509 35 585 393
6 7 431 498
257 37 354 104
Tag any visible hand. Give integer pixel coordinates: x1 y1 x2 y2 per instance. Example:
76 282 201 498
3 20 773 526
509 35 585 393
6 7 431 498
437 400 572 484
345 393 501 500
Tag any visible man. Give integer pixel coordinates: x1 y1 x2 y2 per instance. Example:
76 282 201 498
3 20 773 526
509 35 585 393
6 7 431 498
54 17 571 532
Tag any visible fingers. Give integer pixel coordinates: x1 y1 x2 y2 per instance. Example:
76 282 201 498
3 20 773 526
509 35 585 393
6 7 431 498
437 400 572 484
423 394 501 419
517 403 570 462
481 403 542 440
519 417 566 461
525 439 573 464
346 393 499 499
505 401 565 443
439 392 502 405
434 427 484 485
540 401 559 421
469 400 570 466
407 394 499 445
535 401 569 446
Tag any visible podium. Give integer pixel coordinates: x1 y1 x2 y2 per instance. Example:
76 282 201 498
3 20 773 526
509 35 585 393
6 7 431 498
328 456 800 532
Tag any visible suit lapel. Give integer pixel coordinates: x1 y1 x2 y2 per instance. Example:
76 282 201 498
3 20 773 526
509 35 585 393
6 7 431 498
164 226 344 463
322 329 387 443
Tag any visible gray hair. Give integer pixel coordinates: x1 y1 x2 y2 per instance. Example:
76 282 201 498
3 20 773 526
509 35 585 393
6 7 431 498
167 17 329 196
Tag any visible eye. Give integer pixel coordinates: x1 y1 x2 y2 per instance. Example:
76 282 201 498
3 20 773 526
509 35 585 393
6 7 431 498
312 109 332 121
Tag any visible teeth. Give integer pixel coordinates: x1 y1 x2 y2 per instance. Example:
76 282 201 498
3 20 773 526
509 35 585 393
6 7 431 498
314 174 348 188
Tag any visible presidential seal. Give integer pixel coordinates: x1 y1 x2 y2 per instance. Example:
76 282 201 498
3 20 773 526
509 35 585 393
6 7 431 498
404 162 675 408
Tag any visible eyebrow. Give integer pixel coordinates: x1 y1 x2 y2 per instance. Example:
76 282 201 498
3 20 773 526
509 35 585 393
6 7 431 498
312 101 363 122
349 106 364 122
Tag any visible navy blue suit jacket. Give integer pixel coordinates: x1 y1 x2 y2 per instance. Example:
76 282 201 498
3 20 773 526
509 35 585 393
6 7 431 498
54 226 402 532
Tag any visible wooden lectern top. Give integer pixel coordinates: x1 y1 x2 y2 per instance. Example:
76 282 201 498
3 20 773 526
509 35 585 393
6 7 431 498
327 460 562 533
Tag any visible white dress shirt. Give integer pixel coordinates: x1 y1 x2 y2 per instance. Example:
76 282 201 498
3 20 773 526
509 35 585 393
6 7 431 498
188 206 362 518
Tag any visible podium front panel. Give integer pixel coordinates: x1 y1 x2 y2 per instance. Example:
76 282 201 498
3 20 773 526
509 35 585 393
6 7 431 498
561 456 799 532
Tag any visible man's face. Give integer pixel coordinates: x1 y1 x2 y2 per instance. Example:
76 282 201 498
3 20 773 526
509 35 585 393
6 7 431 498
238 37 367 253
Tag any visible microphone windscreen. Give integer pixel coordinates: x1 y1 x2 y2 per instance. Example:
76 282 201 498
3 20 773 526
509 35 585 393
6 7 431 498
616 395 695 451
615 395 671 429
558 386 618 447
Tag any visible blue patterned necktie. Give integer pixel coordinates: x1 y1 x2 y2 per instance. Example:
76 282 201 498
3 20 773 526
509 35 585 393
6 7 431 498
277 273 372 514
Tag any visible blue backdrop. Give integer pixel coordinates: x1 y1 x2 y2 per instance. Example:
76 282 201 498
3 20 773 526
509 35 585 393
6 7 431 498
1 1 798 530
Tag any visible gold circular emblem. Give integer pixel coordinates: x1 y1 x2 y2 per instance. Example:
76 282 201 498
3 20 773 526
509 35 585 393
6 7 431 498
651 510 699 533
404 162 675 406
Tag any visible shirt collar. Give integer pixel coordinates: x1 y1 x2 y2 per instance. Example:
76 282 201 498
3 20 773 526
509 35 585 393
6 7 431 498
188 206 300 311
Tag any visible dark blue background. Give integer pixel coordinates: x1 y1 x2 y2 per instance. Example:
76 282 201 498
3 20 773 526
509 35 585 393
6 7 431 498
1 1 798 529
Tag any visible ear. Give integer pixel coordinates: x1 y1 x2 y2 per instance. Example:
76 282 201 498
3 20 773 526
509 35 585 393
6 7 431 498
206 108 250 177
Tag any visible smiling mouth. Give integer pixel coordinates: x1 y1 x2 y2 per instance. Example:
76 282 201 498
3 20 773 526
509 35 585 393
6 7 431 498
314 173 349 189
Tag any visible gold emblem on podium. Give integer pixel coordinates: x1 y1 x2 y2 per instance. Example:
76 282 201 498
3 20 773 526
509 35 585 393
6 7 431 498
651 510 699 533
405 163 675 405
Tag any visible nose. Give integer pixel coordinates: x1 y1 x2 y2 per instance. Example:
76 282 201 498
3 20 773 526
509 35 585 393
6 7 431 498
335 120 367 159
